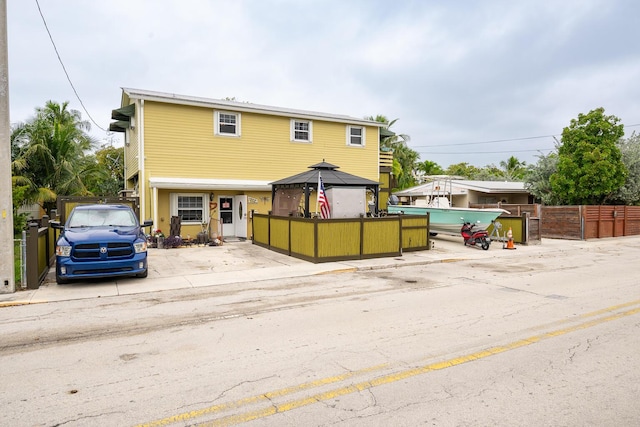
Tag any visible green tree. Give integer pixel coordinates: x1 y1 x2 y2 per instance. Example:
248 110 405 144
473 164 503 181
499 156 527 181
11 101 98 212
85 145 125 196
524 152 560 205
444 162 480 178
366 115 418 189
416 160 445 177
11 181 30 234
612 132 640 205
550 108 626 204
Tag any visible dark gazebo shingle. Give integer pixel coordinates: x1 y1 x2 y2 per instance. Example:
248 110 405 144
270 161 380 217
270 161 379 187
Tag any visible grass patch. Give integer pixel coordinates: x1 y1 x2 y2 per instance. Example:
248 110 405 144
13 238 22 287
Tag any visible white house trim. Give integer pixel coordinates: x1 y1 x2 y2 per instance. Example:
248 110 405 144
149 177 272 191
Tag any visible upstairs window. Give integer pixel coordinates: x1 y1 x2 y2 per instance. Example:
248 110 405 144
291 119 312 142
215 111 241 136
347 125 365 146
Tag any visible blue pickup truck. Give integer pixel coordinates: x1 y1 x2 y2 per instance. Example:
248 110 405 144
52 204 153 284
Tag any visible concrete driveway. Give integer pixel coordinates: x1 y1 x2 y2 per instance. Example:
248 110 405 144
0 235 620 306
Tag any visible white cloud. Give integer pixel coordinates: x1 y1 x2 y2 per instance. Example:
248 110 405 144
7 0 640 166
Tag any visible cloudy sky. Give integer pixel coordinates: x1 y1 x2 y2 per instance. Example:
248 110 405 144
7 0 640 167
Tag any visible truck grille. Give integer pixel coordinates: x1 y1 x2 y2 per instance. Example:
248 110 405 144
73 242 134 259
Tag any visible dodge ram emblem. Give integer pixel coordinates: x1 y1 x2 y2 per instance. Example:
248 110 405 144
100 246 107 254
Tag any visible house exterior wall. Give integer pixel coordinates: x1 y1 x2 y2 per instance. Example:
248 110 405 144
120 94 136 182
140 101 379 181
150 188 274 239
124 127 139 182
118 92 382 238
468 191 529 205
419 191 529 208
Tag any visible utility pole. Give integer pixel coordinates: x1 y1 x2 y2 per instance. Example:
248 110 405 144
0 0 15 294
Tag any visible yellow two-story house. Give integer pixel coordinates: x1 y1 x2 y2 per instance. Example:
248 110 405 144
109 88 388 239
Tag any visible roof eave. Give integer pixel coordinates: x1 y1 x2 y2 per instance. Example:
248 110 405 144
121 87 384 127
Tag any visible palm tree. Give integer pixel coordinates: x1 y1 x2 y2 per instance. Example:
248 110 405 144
415 160 444 182
12 101 98 212
499 156 527 181
366 115 411 150
366 115 417 189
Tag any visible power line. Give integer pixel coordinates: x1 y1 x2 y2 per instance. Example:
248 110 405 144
419 148 555 155
414 134 559 148
35 0 107 132
414 124 640 149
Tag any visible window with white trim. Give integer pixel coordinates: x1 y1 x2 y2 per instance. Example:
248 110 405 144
214 111 241 136
347 125 365 146
170 193 208 224
291 119 312 142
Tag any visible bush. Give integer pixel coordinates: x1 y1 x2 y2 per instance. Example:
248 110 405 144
162 235 183 249
13 212 29 234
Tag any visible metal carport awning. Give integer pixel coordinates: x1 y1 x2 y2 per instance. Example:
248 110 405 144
111 104 135 120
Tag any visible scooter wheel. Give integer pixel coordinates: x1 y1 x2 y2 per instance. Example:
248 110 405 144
481 239 490 250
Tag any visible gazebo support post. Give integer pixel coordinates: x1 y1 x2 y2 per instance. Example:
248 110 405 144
304 183 311 218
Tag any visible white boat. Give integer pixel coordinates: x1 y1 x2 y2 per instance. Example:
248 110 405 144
387 198 508 235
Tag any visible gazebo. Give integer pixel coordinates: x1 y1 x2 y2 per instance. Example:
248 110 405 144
270 161 380 218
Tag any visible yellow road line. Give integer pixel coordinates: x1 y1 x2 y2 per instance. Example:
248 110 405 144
579 299 640 319
135 364 389 427
138 300 640 427
0 300 47 307
316 268 357 275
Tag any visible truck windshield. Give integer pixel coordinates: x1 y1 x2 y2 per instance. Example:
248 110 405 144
67 209 137 228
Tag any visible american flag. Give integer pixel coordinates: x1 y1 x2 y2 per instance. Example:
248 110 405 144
317 174 331 219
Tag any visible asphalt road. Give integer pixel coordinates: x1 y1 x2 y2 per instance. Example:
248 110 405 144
1 236 639 426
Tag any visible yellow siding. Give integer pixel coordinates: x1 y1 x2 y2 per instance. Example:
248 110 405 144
142 102 380 182
122 94 384 234
245 191 272 217
121 95 139 182
124 126 139 181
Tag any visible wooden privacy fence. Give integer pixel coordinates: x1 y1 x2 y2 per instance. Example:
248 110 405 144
25 215 57 289
541 205 640 240
252 212 430 263
470 203 542 244
57 196 140 224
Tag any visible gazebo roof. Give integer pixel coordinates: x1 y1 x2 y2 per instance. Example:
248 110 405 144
270 161 379 187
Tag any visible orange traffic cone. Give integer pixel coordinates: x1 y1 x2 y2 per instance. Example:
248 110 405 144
504 227 516 250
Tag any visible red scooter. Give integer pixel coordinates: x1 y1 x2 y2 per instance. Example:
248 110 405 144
461 221 490 250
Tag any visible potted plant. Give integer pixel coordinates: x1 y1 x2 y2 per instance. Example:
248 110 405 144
154 229 165 249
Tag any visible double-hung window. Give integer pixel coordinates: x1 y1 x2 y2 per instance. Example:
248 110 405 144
215 111 241 136
291 119 312 142
170 193 208 224
347 125 365 146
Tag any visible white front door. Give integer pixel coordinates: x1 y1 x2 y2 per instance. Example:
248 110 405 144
235 195 248 238
218 195 248 238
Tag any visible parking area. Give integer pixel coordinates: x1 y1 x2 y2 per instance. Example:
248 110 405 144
0 235 615 306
